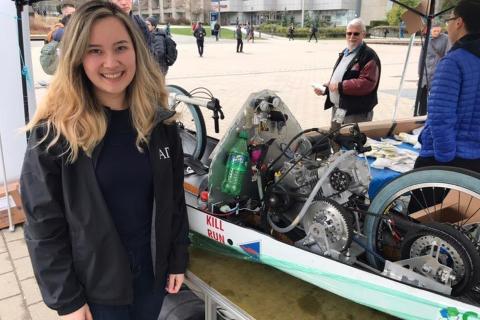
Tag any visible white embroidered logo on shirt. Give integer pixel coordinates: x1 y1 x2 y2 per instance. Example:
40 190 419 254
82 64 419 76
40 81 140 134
159 147 170 160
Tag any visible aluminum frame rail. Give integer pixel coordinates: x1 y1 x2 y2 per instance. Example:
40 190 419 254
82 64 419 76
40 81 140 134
184 270 255 320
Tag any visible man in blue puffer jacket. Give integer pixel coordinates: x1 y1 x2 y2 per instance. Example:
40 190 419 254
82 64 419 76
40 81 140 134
416 0 480 173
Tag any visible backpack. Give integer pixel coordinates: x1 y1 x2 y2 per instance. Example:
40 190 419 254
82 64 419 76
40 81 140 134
194 28 205 40
163 35 177 66
40 40 60 75
151 29 178 73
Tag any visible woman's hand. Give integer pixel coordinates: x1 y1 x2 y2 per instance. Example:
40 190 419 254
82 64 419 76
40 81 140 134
166 273 185 294
60 304 92 320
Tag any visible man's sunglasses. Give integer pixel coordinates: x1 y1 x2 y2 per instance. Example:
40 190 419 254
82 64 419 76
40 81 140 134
346 32 361 36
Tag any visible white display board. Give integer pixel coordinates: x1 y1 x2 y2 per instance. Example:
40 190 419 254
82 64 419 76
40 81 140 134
0 2 35 184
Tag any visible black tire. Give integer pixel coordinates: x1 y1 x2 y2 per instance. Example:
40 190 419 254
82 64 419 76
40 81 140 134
400 222 480 296
365 166 480 295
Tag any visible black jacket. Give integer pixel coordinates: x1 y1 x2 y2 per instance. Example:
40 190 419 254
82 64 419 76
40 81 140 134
132 14 152 47
150 29 169 74
194 27 206 40
325 42 381 116
20 109 189 315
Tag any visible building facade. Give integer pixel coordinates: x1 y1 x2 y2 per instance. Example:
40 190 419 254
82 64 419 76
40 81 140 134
139 0 391 26
213 0 356 26
33 0 391 26
134 0 211 24
210 0 392 26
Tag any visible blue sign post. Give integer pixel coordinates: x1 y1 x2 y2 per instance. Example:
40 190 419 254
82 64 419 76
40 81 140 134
210 12 218 22
210 11 220 39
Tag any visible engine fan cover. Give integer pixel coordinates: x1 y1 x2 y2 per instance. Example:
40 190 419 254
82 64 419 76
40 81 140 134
301 198 354 252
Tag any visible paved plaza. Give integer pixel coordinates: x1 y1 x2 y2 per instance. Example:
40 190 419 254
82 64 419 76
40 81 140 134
1 32 422 319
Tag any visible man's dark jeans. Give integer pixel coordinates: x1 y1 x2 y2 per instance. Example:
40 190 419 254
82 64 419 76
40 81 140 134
237 39 243 52
196 39 204 56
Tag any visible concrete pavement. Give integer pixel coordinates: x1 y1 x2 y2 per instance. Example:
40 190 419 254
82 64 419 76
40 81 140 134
4 33 423 319
0 226 59 320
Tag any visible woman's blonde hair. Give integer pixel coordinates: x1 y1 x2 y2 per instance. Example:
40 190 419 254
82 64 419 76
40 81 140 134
26 0 169 162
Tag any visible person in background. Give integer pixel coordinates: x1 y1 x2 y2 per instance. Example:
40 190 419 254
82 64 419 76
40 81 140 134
415 0 480 173
51 14 72 42
314 18 381 127
248 25 255 42
383 28 389 38
399 20 406 38
308 24 318 42
46 1 75 43
245 23 251 41
112 0 174 75
146 16 170 74
60 1 75 17
193 22 206 57
165 22 171 37
213 21 220 41
236 24 243 53
40 2 75 76
21 2 189 320
416 23 450 115
145 16 156 32
288 23 295 40
111 0 150 44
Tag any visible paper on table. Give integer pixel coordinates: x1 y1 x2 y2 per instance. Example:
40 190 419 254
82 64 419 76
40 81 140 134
364 137 418 172
371 158 394 169
0 195 16 211
380 138 403 145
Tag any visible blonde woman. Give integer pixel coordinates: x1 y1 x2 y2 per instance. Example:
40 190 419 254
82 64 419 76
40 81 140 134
20 1 189 320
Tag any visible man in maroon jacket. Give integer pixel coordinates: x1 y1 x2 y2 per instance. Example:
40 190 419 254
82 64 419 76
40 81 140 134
314 18 381 126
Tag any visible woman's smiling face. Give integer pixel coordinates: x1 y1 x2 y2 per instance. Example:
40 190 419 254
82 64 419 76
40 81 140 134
82 16 136 108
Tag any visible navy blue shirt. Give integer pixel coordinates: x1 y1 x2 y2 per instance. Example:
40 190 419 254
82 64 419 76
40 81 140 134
95 108 154 249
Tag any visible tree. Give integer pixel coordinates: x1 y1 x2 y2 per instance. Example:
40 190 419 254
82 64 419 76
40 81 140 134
304 11 312 28
386 0 421 25
441 0 459 10
440 0 459 17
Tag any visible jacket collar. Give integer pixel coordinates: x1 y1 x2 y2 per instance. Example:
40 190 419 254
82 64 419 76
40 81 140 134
154 107 176 126
450 33 480 58
340 42 366 57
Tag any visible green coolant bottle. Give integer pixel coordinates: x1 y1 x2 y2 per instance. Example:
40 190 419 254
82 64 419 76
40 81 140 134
221 130 250 197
